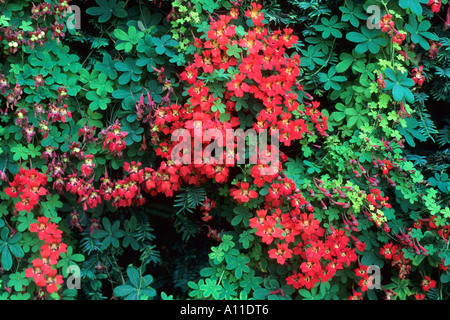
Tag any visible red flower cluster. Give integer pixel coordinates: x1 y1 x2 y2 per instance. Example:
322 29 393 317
379 242 411 279
12 106 36 143
428 40 442 59
354 264 371 292
200 197 217 222
379 13 406 45
285 226 357 290
1 0 70 54
27 5 357 293
65 164 102 211
414 215 450 242
421 276 437 292
47 102 72 123
380 14 395 33
68 4 324 215
245 170 357 289
25 217 66 294
230 182 258 204
411 66 425 86
99 121 128 158
5 168 48 213
366 188 392 209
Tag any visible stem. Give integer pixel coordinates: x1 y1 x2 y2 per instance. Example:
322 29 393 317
217 269 225 286
309 38 337 78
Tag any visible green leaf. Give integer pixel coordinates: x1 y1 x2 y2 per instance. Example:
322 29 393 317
314 16 347 39
127 267 141 288
114 26 144 53
152 35 178 56
94 53 118 80
225 254 250 279
405 14 439 50
231 206 252 227
339 2 367 28
384 68 415 103
200 278 222 299
209 246 225 264
300 45 326 70
57 246 85 277
115 58 142 85
346 27 387 54
10 144 29 161
114 285 135 297
318 66 347 91
8 272 30 292
398 0 429 16
122 120 144 144
39 194 63 222
225 43 242 59
1 245 13 271
86 0 127 23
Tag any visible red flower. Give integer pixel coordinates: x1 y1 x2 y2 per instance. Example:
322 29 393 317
226 74 250 98
411 66 425 86
377 73 386 89
25 258 51 287
380 14 395 33
415 293 426 300
427 0 441 13
245 3 264 24
180 65 198 85
15 189 39 212
255 216 283 245
380 243 396 260
268 242 293 265
43 268 64 293
392 31 406 45
348 290 363 300
421 276 436 292
230 181 258 203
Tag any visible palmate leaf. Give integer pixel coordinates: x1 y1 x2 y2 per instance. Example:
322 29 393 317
8 272 30 292
346 26 387 54
114 26 144 53
300 45 326 70
0 228 24 271
113 266 156 300
318 66 347 91
383 68 415 103
339 1 368 28
86 0 127 23
398 0 429 16
428 173 450 193
115 58 142 85
314 15 347 38
405 14 439 50
94 53 118 80
397 117 427 147
335 51 365 73
200 278 222 299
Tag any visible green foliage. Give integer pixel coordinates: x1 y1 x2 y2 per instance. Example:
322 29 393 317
113 266 156 300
